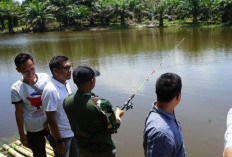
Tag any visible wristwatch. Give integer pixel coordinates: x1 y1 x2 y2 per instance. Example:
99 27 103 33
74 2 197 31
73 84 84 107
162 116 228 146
56 139 63 144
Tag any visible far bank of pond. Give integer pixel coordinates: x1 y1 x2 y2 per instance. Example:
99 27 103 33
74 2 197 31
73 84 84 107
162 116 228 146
1 19 232 35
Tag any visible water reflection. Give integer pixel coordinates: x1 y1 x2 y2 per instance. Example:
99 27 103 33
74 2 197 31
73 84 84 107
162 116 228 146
1 28 232 67
0 27 232 157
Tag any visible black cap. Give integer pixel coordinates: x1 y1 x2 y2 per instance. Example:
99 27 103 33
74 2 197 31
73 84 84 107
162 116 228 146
73 65 100 84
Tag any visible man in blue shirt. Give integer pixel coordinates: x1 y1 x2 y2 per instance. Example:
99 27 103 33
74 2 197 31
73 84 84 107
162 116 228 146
143 73 185 157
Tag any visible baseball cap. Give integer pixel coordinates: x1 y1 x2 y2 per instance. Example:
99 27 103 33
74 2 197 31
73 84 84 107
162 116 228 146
73 65 100 84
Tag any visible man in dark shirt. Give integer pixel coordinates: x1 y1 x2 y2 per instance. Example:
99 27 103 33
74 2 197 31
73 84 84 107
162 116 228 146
143 73 185 157
63 65 124 157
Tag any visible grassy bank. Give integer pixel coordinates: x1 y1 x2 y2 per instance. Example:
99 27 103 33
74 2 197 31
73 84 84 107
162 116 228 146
1 19 232 35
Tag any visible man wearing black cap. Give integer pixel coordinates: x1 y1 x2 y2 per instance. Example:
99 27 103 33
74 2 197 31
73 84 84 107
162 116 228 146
63 65 124 157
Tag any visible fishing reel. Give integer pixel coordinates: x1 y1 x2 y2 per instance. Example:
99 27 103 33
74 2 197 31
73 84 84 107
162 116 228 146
117 101 133 111
118 94 135 111
121 102 134 110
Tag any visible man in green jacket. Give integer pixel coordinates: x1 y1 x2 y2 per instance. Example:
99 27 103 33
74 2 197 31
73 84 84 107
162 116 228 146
63 65 124 157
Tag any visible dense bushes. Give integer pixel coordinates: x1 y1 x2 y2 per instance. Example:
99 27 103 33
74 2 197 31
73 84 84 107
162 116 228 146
1 0 232 33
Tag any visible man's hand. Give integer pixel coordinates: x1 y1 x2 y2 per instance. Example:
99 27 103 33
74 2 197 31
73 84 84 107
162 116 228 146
15 103 28 147
115 107 124 118
224 147 232 157
56 142 66 154
20 134 28 147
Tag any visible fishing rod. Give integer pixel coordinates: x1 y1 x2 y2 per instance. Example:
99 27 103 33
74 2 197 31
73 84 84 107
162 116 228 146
120 38 185 111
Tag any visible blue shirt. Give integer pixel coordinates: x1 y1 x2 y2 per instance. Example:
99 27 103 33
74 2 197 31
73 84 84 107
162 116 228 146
143 104 185 157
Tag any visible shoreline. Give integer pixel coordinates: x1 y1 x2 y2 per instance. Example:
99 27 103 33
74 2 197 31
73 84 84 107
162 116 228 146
1 21 232 35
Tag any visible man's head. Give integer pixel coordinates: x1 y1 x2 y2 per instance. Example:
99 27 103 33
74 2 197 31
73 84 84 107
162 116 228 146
73 65 100 90
156 73 182 103
15 53 35 80
49 56 72 82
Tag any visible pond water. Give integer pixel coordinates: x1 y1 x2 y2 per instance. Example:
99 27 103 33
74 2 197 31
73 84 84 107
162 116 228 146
0 27 232 157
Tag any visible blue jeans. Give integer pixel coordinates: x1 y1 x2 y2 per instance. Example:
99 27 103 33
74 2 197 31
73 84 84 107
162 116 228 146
47 134 78 157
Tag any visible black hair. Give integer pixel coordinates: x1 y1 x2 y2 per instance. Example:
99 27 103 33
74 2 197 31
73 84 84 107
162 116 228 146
49 56 68 74
156 73 182 102
14 53 34 68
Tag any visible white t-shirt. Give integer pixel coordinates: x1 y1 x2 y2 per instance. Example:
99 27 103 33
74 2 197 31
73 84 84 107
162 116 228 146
225 108 232 148
42 77 74 138
11 73 50 132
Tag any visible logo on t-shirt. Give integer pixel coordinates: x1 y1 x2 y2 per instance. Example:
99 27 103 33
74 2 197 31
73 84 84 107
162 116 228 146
27 91 42 109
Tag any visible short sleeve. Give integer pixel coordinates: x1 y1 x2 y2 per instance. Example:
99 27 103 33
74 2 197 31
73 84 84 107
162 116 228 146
93 97 120 133
42 88 58 111
147 131 174 157
11 86 22 104
225 108 232 147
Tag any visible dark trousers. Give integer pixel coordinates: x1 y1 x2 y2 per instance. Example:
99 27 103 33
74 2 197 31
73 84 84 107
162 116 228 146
27 129 50 157
78 149 115 157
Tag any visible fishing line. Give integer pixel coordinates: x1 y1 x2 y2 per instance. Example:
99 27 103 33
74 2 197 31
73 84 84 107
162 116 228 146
120 38 185 111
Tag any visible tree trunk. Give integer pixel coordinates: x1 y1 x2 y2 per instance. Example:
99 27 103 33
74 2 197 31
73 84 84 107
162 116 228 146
193 14 198 25
138 12 142 23
0 18 5 31
89 17 94 26
100 17 104 26
8 17 14 34
39 20 45 32
121 10 125 27
67 18 70 30
105 17 110 26
159 13 163 27
192 7 198 25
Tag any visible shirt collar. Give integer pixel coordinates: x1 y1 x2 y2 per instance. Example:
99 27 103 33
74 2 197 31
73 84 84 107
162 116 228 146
152 102 175 120
76 90 95 96
51 77 67 88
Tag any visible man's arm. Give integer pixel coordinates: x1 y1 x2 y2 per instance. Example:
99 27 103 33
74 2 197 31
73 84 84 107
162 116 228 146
97 99 124 133
224 147 232 157
46 111 66 154
146 131 174 157
15 103 28 147
224 109 232 157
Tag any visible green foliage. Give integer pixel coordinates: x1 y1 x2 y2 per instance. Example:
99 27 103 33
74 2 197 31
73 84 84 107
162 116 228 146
1 0 232 33
67 4 90 27
91 0 115 26
111 0 133 26
23 0 54 32
179 0 214 25
216 0 232 23
129 0 144 23
0 0 21 33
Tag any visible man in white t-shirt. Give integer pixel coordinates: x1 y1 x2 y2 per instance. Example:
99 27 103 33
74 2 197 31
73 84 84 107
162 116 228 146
42 56 78 157
11 53 50 157
224 108 232 157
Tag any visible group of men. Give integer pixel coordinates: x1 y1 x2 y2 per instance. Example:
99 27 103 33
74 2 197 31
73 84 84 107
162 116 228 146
11 52 186 157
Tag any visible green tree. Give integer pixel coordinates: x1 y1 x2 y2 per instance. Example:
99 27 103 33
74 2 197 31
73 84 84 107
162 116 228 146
145 0 171 27
23 0 54 32
112 0 133 27
0 0 21 33
48 0 72 28
0 3 5 31
217 0 232 23
180 0 209 25
75 0 97 26
91 0 115 26
68 4 90 28
154 0 169 27
130 0 143 23
142 0 157 21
